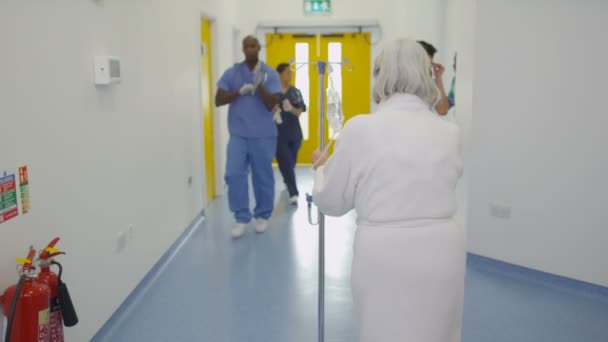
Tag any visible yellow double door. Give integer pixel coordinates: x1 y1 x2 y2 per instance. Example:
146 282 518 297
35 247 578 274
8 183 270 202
266 33 371 164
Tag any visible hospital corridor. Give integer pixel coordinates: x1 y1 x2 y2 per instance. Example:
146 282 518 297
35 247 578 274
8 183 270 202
1 1 608 341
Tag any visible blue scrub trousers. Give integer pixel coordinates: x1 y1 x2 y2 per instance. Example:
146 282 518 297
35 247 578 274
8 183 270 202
225 136 277 223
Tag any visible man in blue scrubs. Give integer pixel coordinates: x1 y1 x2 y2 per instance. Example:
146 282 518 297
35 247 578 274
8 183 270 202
215 35 281 239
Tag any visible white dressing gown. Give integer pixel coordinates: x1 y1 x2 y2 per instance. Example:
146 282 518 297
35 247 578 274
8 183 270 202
313 93 465 342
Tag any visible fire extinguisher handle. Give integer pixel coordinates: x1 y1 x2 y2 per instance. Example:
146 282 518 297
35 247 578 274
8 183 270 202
39 237 64 260
17 248 37 272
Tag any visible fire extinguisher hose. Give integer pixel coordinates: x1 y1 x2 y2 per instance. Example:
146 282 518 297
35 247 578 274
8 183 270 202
50 261 78 327
5 274 26 342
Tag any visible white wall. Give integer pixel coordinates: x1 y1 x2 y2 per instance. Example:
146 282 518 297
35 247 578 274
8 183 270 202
467 0 608 286
442 0 475 228
0 0 237 340
238 0 448 72
238 0 444 43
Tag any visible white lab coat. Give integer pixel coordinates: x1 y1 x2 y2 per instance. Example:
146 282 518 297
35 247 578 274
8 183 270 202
313 93 465 342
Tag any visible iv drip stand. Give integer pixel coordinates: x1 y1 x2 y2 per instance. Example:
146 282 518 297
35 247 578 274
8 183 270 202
316 61 327 342
291 53 351 342
295 59 328 342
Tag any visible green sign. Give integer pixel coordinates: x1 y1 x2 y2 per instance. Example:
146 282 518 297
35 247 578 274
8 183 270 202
0 175 17 211
0 189 16 211
305 0 331 13
0 174 19 224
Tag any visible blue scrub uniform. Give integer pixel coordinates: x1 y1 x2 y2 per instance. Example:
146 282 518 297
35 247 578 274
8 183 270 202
217 62 281 223
276 86 307 197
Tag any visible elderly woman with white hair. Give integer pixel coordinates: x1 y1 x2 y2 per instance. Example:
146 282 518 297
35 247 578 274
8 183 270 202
312 38 465 342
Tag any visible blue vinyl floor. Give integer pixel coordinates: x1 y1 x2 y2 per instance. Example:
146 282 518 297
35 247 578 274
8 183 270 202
94 169 608 342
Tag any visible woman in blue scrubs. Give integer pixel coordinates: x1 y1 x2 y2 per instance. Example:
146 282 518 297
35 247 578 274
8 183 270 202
274 63 307 205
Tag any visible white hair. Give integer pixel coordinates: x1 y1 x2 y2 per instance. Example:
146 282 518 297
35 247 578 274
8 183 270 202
372 38 440 108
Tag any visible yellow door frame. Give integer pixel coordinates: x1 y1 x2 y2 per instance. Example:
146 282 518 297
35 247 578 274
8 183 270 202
201 18 215 203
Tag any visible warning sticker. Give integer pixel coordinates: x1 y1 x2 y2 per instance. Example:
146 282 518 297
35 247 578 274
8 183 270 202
49 297 64 342
0 174 19 224
38 308 50 342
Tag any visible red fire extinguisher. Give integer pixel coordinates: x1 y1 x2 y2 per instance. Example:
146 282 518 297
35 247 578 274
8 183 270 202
37 238 65 342
36 238 78 342
1 247 51 342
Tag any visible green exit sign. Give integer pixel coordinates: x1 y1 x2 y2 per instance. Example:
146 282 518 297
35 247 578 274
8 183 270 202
304 0 331 13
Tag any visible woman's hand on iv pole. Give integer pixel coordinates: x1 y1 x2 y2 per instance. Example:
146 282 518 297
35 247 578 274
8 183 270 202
312 148 330 170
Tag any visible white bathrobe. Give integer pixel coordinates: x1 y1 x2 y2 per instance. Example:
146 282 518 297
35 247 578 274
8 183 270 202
313 93 465 342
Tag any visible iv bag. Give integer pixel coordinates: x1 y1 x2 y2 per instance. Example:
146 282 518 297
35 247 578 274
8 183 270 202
326 71 344 138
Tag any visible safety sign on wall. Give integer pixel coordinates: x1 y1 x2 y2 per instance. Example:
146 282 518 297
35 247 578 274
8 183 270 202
304 0 331 13
0 173 18 223
19 166 30 214
0 165 30 224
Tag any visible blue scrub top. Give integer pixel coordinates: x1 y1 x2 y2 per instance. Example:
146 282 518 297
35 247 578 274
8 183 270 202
277 86 307 142
217 62 281 138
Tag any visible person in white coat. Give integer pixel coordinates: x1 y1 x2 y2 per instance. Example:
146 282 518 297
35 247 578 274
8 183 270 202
312 38 465 342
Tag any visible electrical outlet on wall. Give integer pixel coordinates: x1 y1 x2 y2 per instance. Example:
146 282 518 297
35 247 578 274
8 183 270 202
490 203 512 220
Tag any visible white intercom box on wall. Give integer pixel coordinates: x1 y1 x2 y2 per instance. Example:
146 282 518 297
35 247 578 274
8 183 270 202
94 56 121 85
